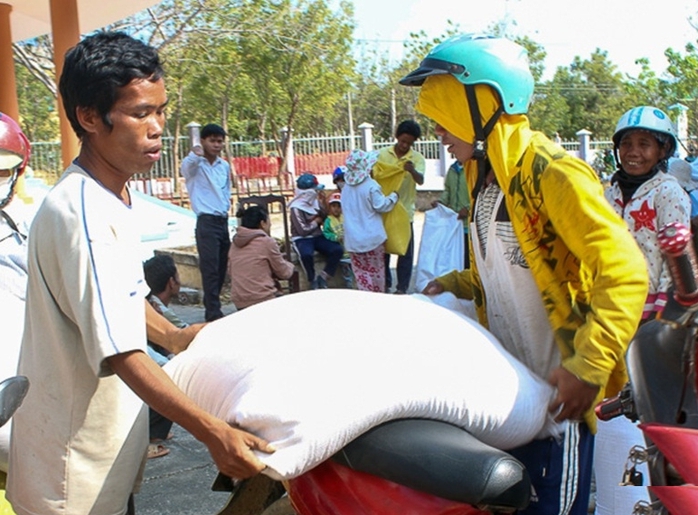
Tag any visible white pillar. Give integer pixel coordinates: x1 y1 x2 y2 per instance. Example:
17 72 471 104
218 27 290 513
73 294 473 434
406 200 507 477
669 103 689 158
576 129 592 163
358 122 374 151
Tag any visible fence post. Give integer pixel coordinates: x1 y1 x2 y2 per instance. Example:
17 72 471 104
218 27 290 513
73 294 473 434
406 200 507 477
358 122 374 151
669 103 689 158
576 129 592 163
438 139 448 177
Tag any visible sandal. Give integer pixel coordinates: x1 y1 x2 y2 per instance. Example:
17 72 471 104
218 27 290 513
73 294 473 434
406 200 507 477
147 443 170 459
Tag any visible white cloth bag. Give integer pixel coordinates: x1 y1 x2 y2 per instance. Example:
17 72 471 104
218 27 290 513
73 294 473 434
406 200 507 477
415 204 465 292
165 289 557 480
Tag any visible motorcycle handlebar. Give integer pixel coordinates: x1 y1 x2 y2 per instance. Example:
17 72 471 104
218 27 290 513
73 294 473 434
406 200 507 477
657 223 698 306
595 395 625 421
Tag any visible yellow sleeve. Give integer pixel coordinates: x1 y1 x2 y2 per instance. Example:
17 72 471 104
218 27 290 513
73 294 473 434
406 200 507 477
541 158 648 391
436 269 474 300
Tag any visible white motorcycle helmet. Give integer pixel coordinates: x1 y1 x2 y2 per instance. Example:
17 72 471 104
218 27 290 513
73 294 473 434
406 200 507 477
612 107 678 167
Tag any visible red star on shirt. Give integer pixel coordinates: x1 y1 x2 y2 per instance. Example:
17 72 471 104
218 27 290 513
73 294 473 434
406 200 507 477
629 200 656 232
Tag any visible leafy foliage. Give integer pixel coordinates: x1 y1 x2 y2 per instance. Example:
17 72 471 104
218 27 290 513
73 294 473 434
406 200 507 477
10 1 698 147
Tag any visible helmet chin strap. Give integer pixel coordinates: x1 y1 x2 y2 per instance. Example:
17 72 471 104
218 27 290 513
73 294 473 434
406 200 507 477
0 167 19 209
464 85 503 220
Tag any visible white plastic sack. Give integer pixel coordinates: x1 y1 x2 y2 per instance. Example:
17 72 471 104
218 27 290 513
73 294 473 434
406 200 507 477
165 289 557 480
415 204 464 292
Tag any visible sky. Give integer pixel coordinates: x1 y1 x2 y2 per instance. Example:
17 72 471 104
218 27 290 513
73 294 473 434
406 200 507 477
339 0 697 80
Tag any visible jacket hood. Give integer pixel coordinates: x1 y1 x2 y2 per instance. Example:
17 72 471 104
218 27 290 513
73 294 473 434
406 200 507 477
233 226 267 248
415 73 534 194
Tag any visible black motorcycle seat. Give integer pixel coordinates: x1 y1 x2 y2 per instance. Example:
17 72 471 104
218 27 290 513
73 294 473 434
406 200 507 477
332 418 531 510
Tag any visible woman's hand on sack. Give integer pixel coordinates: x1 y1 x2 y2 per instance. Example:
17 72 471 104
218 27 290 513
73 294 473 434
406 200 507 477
422 280 444 295
547 367 599 422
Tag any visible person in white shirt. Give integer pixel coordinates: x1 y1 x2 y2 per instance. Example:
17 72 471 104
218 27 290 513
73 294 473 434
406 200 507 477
341 149 399 292
7 32 273 515
180 123 232 321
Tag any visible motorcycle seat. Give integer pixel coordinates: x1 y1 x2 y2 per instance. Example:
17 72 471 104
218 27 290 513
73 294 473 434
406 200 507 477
332 418 530 510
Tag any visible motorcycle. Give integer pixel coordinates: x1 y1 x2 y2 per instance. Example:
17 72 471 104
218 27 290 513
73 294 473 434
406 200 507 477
0 376 28 430
596 222 698 514
216 417 532 515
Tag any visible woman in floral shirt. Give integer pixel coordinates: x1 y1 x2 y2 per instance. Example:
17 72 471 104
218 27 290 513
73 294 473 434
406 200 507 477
604 106 691 321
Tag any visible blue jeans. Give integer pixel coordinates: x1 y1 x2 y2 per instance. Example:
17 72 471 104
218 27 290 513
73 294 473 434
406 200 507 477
384 223 414 293
295 236 343 282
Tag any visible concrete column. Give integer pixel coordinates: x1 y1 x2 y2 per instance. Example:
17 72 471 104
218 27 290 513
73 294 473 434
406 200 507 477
50 0 81 169
669 103 689 158
438 139 448 177
576 129 592 163
0 3 19 121
358 122 374 151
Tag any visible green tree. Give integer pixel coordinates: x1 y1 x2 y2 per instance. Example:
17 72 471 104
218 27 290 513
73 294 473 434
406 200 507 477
664 42 698 139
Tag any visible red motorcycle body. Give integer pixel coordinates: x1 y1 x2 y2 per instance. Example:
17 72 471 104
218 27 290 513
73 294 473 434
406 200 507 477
287 460 487 515
281 419 531 515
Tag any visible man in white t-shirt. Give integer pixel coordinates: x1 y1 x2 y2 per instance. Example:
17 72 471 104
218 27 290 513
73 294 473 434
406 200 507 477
7 32 274 515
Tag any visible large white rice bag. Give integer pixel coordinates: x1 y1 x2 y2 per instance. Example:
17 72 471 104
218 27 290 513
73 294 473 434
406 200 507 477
165 289 557 480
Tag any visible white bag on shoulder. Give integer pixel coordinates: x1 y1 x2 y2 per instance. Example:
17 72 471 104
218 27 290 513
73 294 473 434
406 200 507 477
415 203 464 292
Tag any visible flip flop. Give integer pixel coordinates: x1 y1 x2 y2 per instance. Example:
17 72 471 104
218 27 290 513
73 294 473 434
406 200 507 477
147 443 170 459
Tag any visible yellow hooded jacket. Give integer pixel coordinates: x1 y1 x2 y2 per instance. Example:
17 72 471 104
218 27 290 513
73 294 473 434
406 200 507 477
417 75 649 432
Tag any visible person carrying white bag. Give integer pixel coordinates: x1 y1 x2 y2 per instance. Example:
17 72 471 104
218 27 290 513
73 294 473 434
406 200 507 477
414 202 464 293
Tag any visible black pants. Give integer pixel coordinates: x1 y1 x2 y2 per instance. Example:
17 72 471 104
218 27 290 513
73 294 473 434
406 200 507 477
195 214 230 321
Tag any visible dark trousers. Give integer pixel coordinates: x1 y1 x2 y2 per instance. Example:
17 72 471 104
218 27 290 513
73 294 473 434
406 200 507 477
195 214 230 321
384 223 414 293
295 236 343 282
149 408 173 441
509 422 594 515
463 231 471 269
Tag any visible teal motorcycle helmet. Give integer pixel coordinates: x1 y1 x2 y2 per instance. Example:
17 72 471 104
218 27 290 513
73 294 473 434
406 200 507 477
400 34 536 214
399 33 534 115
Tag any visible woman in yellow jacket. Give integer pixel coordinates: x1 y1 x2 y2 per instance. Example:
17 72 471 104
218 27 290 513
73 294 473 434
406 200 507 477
406 34 648 515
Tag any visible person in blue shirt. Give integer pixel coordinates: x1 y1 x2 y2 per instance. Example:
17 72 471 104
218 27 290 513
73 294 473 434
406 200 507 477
181 124 232 321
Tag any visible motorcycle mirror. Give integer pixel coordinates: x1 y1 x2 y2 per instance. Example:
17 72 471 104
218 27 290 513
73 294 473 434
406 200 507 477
0 376 29 428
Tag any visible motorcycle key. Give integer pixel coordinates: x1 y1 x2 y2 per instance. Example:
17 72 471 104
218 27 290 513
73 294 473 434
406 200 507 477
620 465 643 486
620 447 646 486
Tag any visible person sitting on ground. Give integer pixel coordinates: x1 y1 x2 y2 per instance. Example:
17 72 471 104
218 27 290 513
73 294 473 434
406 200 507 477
332 165 347 191
289 173 343 289
144 254 189 332
143 253 189 459
322 192 353 288
342 149 399 292
228 205 295 308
